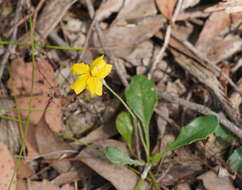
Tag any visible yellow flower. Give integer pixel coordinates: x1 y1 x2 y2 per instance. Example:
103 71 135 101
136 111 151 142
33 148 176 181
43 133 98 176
70 55 112 96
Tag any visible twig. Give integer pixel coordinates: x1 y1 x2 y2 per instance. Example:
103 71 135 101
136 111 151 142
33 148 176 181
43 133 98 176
0 0 23 79
32 0 48 29
158 91 242 139
148 0 184 78
182 39 242 97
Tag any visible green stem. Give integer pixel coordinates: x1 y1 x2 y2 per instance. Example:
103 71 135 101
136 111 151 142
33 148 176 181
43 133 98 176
0 40 86 51
103 81 150 160
103 81 136 119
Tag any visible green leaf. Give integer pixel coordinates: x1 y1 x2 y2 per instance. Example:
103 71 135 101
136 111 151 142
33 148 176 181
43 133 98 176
104 146 145 166
116 112 133 150
150 115 219 163
125 75 157 142
214 124 235 146
228 146 242 171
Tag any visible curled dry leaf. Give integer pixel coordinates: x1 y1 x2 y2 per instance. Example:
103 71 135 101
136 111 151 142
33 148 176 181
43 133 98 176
95 0 124 21
0 142 16 190
36 0 77 38
78 139 148 190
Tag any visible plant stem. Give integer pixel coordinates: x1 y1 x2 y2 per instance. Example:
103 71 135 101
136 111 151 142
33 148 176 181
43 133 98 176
103 81 150 160
103 81 136 119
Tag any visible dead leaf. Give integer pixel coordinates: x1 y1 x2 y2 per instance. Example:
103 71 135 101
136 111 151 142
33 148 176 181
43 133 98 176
0 142 16 190
17 180 74 190
79 122 117 144
196 11 242 54
51 165 93 186
16 160 34 179
114 0 157 23
155 0 177 20
7 58 63 132
96 15 164 59
36 0 77 39
0 98 21 153
182 0 200 9
198 170 236 190
205 35 242 63
35 113 73 173
78 139 148 190
95 0 124 21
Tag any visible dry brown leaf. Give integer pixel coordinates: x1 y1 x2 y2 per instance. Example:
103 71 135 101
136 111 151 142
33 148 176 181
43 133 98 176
198 170 236 190
16 160 34 179
155 0 177 20
51 166 93 186
114 0 157 23
205 0 242 14
78 139 148 190
7 58 63 132
18 180 74 190
182 0 200 9
95 0 124 21
97 15 164 59
205 35 242 63
0 98 21 153
79 122 117 144
0 142 16 190
196 11 242 54
35 114 73 173
36 0 77 38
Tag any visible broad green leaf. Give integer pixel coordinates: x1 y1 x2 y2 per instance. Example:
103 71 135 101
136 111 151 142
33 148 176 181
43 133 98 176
228 146 242 171
104 146 145 166
116 112 133 150
150 115 219 163
214 124 235 146
125 75 157 143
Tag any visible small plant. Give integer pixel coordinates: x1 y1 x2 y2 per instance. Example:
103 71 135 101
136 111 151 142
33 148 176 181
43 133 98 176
70 57 219 189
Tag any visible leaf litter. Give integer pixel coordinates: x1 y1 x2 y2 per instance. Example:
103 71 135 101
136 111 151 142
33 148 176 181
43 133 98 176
0 0 242 189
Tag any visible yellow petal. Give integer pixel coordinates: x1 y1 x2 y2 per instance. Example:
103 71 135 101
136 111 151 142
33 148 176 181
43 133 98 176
86 77 103 96
90 55 107 77
70 74 88 94
95 63 112 79
71 63 90 75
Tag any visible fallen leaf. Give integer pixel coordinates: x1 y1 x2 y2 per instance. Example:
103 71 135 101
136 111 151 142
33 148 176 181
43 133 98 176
35 113 73 173
78 139 148 190
96 15 164 59
198 170 236 190
155 0 177 20
196 11 242 55
36 0 77 38
182 0 200 9
79 122 117 144
0 142 16 190
7 58 63 132
17 180 74 190
95 0 124 21
114 0 157 23
0 98 21 153
205 35 242 63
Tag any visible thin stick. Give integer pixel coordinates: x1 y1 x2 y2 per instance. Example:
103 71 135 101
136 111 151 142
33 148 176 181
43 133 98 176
0 0 23 79
148 0 184 78
158 91 242 139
